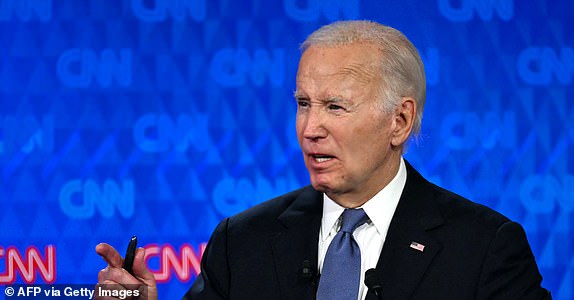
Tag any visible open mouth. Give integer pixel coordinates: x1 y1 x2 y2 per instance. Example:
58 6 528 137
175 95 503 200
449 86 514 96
312 154 334 163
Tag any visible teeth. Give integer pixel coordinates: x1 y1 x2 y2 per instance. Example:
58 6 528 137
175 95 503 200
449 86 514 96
315 157 332 163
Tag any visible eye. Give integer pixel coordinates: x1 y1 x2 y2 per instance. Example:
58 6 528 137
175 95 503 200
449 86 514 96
296 98 310 108
328 104 344 111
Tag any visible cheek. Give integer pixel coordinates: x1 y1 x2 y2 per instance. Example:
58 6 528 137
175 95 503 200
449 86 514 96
295 118 304 142
349 119 392 155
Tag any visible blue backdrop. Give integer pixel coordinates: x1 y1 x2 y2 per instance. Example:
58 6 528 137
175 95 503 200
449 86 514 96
1 0 573 299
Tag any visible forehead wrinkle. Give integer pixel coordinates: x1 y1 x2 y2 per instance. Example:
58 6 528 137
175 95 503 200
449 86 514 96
337 62 377 85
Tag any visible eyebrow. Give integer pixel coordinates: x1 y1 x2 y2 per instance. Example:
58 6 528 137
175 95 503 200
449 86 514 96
323 96 346 103
293 90 351 103
293 91 307 99
319 96 352 106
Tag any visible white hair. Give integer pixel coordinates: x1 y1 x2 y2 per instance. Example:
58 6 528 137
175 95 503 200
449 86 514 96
300 20 426 136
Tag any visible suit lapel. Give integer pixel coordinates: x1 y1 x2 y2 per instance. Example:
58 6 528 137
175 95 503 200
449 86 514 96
271 187 323 300
369 162 444 300
269 163 442 300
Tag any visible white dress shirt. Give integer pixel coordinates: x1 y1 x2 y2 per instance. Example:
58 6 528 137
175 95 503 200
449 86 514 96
318 158 407 300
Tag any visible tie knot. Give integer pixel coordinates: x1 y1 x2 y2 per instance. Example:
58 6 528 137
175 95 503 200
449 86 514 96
339 208 369 233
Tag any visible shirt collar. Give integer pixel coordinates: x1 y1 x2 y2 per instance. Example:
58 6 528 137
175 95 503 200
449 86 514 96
320 158 408 241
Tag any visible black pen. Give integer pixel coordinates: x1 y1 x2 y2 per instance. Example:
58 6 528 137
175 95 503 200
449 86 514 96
123 236 137 276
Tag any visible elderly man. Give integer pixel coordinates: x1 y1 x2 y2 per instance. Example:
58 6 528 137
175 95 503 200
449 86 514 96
96 20 550 300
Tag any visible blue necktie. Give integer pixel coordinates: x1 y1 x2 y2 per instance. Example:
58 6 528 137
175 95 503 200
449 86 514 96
317 208 369 300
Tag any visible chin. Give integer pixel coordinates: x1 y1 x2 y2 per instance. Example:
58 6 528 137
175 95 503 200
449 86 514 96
310 177 339 194
311 183 328 193
310 179 330 192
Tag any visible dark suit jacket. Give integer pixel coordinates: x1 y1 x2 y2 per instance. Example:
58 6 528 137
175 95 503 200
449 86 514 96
184 162 550 300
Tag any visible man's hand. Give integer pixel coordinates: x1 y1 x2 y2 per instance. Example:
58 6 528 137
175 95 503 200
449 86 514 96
95 243 158 300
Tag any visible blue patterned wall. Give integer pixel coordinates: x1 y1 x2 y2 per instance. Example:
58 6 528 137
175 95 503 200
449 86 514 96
1 0 572 299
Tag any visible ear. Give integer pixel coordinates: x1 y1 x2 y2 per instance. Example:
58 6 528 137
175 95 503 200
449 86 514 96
391 97 416 147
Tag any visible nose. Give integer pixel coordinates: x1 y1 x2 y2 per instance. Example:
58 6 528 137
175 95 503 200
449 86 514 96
300 108 328 141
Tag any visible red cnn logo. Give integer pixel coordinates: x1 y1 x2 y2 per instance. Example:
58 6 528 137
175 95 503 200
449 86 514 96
0 245 56 284
144 243 206 283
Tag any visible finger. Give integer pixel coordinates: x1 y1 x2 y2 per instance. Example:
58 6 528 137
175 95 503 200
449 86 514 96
96 244 157 300
98 265 142 286
132 247 158 299
132 248 156 284
96 243 123 268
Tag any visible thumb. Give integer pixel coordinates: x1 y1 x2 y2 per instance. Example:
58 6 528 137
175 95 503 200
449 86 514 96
132 247 156 287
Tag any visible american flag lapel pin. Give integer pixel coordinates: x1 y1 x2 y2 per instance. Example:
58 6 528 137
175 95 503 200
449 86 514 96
410 241 425 252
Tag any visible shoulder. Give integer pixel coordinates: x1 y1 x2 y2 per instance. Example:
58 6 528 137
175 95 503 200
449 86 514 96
232 185 317 219
431 182 510 229
224 185 321 231
404 161 511 233
402 162 549 298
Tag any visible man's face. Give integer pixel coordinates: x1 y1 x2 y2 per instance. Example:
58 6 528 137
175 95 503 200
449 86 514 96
295 43 401 205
